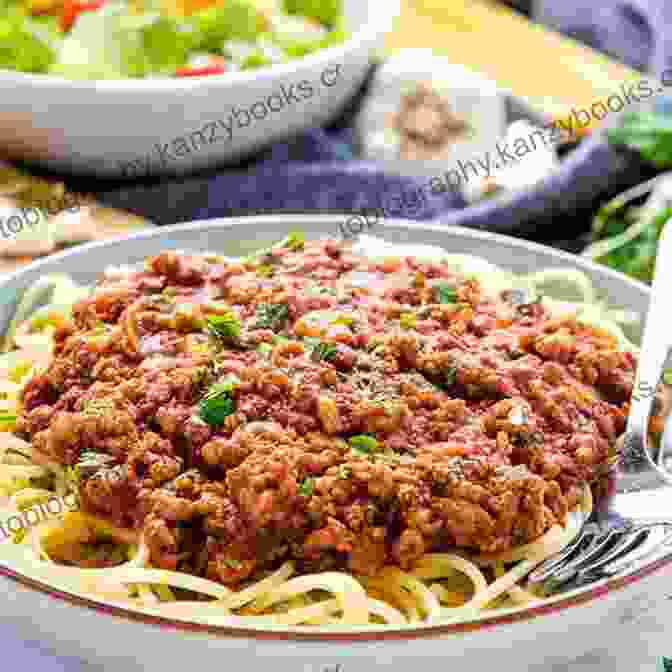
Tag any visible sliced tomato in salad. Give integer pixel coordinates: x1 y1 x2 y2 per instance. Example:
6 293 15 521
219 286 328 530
175 55 228 76
60 0 105 32
174 63 227 76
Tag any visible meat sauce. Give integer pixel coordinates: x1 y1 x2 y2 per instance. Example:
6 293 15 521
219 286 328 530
16 238 635 584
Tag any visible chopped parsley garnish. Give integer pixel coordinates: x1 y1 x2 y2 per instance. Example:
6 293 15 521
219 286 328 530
198 375 239 426
222 558 243 570
382 401 402 417
206 311 241 343
284 231 305 251
399 312 416 330
299 477 315 497
337 465 352 480
366 336 385 352
244 231 305 264
78 451 106 464
254 303 289 331
434 366 458 391
332 314 355 327
308 340 338 363
434 284 458 304
305 285 336 296
349 435 378 454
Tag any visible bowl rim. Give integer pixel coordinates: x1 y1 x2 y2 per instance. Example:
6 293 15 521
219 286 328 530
0 0 399 91
0 213 665 642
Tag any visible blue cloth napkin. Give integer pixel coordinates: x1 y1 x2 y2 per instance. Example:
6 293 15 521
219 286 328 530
193 126 467 224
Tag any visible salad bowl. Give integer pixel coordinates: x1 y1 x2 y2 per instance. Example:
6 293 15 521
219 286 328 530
0 0 397 178
1 214 672 671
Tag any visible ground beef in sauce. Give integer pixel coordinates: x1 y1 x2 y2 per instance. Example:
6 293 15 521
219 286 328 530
16 239 637 584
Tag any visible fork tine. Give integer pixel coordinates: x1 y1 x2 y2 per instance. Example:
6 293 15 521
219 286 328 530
574 528 649 575
553 526 623 572
533 521 645 587
527 527 592 584
539 530 625 586
578 524 672 580
527 508 591 584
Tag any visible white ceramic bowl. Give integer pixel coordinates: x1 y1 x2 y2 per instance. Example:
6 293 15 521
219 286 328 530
354 49 508 179
1 215 671 671
0 0 397 179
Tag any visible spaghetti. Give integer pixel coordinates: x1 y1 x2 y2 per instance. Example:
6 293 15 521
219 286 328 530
0 233 647 628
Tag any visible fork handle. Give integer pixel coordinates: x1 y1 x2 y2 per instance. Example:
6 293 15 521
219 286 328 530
621 220 672 489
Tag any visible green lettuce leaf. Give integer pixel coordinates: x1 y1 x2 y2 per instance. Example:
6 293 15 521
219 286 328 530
49 2 193 79
274 14 346 59
281 0 341 27
48 3 130 79
0 5 58 74
187 0 260 52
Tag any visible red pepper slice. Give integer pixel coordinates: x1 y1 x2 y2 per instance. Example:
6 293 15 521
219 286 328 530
174 64 227 77
61 0 105 32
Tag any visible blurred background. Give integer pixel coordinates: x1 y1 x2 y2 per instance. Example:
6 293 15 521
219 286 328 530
2 0 672 285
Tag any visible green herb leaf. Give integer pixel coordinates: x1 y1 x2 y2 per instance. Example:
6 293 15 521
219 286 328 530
0 6 57 75
337 464 352 480
433 366 458 392
0 413 17 424
256 342 274 355
198 375 239 426
434 284 458 304
222 557 243 570
663 369 672 386
310 341 338 363
244 231 305 264
399 312 416 330
660 657 672 672
284 231 305 251
348 435 378 454
299 477 315 497
206 311 241 343
332 315 355 327
188 0 260 50
366 336 385 352
607 112 672 169
282 0 341 26
254 303 289 331
304 285 336 296
594 206 672 284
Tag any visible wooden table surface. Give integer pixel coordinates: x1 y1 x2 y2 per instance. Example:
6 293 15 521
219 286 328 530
383 0 646 130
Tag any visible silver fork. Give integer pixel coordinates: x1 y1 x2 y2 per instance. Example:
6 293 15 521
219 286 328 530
528 220 672 594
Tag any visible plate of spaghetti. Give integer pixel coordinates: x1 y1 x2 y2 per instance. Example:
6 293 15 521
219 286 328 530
0 215 670 672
